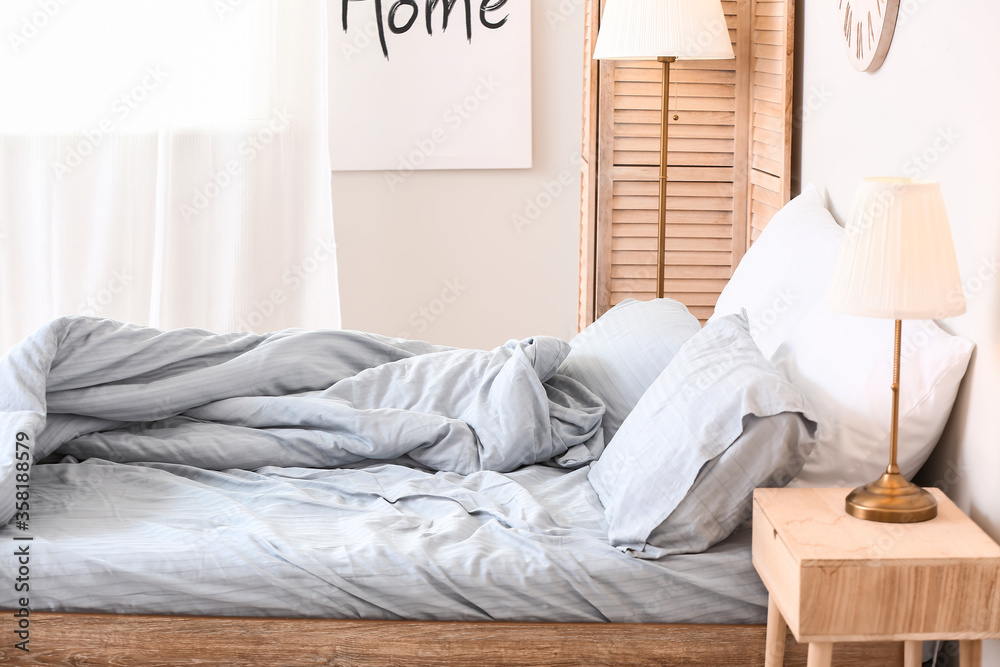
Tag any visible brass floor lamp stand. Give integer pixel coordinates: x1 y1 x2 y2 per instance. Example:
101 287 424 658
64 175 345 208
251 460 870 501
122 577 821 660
655 56 676 300
845 319 938 523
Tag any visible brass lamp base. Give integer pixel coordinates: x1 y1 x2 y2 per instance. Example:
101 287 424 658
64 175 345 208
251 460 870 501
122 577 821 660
845 471 938 523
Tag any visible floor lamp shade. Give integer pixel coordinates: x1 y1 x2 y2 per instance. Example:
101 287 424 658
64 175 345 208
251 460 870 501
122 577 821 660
827 178 966 320
592 0 735 61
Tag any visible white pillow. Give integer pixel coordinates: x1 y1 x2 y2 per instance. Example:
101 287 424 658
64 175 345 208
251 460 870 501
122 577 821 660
775 306 974 487
588 312 817 557
557 298 701 442
710 184 843 358
712 184 974 487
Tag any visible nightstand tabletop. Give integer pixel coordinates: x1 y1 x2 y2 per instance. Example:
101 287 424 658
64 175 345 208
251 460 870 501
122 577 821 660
753 487 1000 643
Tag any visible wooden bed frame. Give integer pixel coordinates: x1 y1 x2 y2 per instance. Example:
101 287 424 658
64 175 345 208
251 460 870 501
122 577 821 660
2 613 904 666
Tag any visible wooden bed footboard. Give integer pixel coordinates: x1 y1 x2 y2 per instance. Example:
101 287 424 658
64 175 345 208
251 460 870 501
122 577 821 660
0 613 904 666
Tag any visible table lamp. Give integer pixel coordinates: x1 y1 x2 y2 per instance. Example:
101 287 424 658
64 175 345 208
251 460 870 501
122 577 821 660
592 0 734 298
827 177 966 522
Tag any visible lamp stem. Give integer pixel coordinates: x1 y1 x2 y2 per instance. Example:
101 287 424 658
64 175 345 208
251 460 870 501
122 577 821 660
656 56 675 300
844 316 935 523
888 319 902 475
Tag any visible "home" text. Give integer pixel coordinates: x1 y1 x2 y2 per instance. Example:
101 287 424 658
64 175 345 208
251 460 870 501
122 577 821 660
342 0 510 60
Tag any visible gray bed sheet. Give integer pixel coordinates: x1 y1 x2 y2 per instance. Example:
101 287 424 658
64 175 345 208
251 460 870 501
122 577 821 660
0 457 767 623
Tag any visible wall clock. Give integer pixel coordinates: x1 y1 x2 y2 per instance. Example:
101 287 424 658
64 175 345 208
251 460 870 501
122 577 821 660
838 0 900 72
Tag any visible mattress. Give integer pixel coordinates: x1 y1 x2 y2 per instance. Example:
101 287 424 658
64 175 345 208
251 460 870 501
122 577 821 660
0 457 767 623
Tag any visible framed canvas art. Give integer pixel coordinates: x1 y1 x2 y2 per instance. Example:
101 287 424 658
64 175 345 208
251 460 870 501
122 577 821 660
328 0 533 174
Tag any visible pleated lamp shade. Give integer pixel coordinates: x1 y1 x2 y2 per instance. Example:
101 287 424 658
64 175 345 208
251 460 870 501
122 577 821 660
592 0 735 61
827 178 966 320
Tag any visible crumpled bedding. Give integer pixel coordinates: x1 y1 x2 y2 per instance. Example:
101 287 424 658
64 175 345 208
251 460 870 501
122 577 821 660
0 316 605 525
0 317 770 623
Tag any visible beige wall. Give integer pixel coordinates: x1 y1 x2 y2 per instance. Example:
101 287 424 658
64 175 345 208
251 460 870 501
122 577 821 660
331 0 585 350
796 1 1000 660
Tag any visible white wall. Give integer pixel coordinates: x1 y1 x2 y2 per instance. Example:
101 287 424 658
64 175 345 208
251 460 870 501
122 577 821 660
797 2 1000 660
335 1 999 649
331 0 585 350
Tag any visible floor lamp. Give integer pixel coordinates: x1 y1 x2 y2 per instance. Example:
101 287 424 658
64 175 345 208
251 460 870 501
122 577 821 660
593 0 734 298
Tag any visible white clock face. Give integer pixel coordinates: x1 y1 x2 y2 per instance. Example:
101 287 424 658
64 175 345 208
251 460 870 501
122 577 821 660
838 0 900 72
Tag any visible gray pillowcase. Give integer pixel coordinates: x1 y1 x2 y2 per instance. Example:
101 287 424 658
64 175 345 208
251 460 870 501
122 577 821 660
645 412 815 556
588 311 818 558
557 298 701 443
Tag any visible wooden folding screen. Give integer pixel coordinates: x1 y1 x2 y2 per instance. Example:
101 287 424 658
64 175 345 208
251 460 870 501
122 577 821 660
578 0 795 328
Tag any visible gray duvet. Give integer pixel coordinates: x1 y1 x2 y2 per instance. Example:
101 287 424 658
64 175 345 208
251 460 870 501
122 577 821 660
1 316 605 520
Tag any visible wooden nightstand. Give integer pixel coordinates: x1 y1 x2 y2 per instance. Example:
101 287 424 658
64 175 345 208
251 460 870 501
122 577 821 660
752 487 1000 667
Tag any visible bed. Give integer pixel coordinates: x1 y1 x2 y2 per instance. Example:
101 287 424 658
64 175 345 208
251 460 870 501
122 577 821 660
0 187 974 666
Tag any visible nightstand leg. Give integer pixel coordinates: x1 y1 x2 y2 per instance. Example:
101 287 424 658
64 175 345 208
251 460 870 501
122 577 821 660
960 640 982 667
764 596 787 667
903 641 922 667
805 642 833 667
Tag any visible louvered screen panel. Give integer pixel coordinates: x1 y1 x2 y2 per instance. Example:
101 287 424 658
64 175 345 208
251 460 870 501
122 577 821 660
606 164 734 323
577 0 601 331
746 0 794 244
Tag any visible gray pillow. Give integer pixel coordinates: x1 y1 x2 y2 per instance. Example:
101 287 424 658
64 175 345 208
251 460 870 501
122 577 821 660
588 311 818 558
557 298 701 443
645 412 815 556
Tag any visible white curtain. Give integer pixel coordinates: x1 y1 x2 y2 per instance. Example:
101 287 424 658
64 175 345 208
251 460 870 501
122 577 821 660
0 0 340 353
